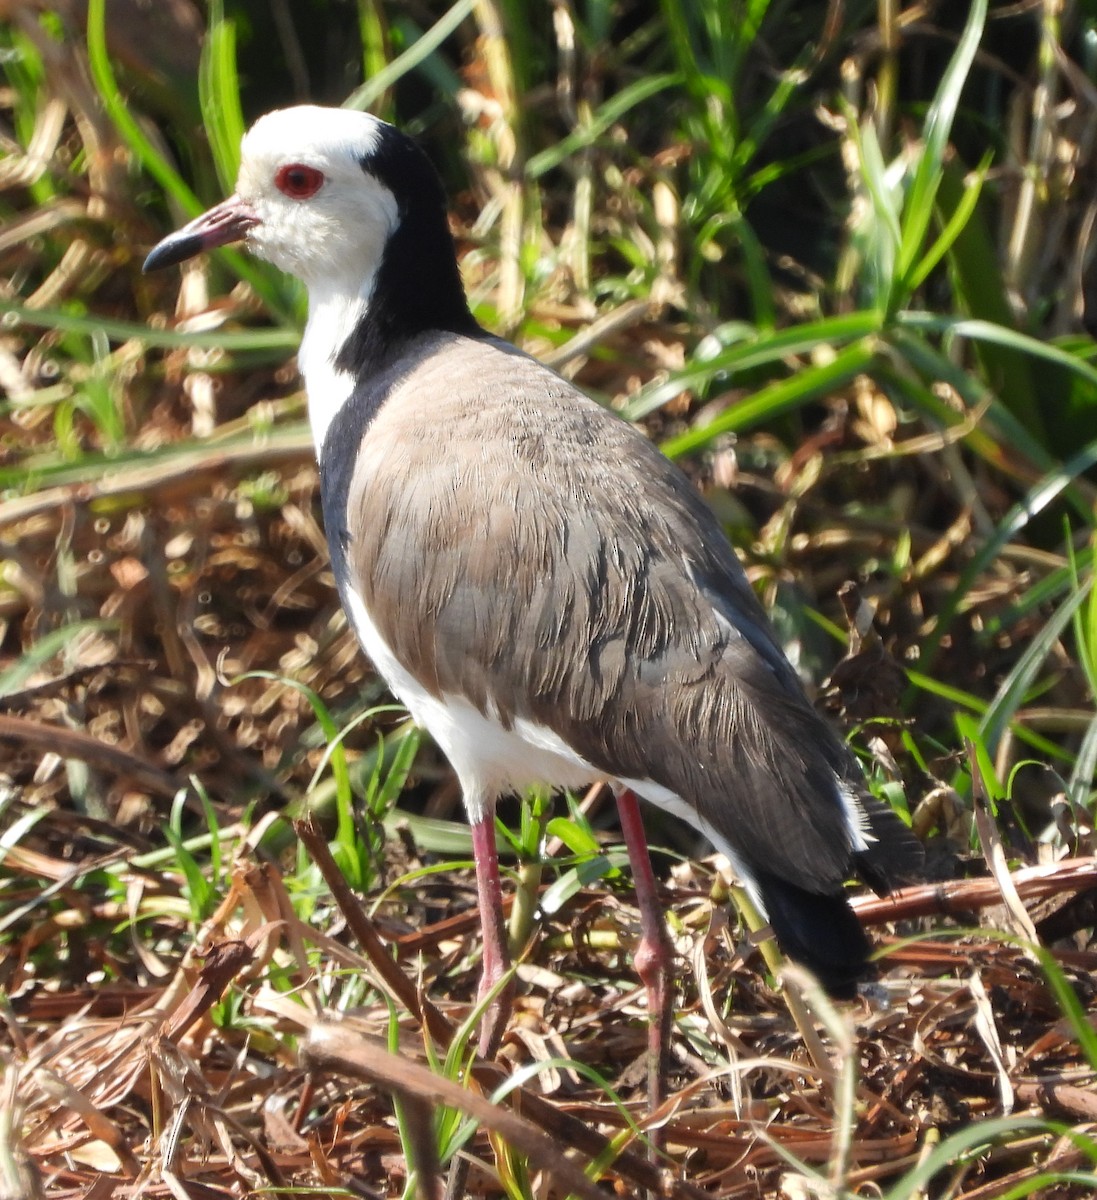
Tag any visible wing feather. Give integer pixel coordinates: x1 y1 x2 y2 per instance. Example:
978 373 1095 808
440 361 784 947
335 332 920 894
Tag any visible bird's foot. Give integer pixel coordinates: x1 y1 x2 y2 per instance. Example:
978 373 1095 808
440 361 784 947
635 928 673 1123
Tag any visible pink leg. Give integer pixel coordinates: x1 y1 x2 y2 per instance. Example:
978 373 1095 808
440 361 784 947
614 787 674 1115
470 814 514 1058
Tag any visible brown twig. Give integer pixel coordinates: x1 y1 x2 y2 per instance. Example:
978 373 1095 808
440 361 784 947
304 1019 607 1200
0 713 184 799
851 857 1097 924
293 815 455 1048
157 927 273 1042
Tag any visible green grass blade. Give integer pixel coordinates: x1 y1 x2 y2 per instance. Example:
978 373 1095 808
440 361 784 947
85 0 200 215
843 112 900 312
0 806 49 864
1066 532 1097 699
344 0 477 113
5 302 299 351
0 620 116 697
1027 941 1097 1070
539 852 628 915
526 73 681 179
199 0 247 191
881 1116 1072 1200
164 788 214 921
369 726 421 816
906 152 991 293
233 670 356 876
932 159 1045 442
622 310 883 422
920 438 1097 665
660 339 878 459
896 0 987 287
542 816 600 857
979 581 1091 758
897 312 1097 393
905 670 1072 765
1067 716 1097 807
191 777 224 883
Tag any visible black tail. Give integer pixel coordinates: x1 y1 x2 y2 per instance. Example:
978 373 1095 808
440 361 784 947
753 873 871 998
750 797 921 997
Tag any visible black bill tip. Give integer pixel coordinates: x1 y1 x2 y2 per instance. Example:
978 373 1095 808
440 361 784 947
142 195 259 273
143 231 206 273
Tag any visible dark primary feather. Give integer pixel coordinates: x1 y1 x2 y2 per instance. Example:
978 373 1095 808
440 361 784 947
325 332 922 927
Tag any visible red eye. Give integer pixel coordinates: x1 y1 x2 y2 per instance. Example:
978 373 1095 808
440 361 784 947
274 163 325 199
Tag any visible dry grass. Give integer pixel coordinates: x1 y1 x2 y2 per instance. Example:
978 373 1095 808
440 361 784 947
7 816 1097 1199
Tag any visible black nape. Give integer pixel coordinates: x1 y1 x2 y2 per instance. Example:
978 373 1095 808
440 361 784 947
335 126 484 381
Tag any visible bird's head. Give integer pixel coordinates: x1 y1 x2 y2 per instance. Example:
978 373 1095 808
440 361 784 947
143 106 418 290
145 103 478 409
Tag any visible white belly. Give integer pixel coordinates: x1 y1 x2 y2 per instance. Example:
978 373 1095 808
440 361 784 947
342 587 598 821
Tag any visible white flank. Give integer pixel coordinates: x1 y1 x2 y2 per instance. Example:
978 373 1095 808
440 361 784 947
341 587 597 824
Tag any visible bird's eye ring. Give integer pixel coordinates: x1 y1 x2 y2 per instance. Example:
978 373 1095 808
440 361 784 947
275 164 325 200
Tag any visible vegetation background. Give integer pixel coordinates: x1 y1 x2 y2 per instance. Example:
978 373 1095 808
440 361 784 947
2 0 1097 1196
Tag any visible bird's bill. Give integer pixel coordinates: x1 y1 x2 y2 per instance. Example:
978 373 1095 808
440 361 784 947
142 196 258 272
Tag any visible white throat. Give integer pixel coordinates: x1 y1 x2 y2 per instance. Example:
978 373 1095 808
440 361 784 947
298 274 375 456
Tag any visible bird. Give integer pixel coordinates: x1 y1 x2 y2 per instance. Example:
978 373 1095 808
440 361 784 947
144 104 922 1094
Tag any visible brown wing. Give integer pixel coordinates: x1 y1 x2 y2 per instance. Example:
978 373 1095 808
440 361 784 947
336 333 918 894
